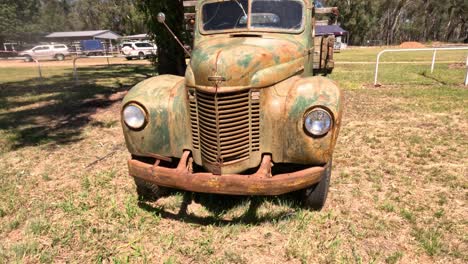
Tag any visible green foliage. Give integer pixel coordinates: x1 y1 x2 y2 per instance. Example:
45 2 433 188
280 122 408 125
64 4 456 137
0 0 41 39
137 0 188 75
0 0 146 42
326 0 467 45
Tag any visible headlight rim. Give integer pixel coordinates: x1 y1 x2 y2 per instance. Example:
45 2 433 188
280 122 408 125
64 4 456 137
122 101 149 131
303 107 334 138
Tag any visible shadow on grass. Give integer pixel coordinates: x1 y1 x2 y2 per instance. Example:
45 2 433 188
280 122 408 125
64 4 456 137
139 191 305 226
0 65 154 150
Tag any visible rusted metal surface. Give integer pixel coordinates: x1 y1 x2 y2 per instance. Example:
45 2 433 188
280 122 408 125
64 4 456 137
187 36 306 90
122 76 192 159
129 151 326 196
121 0 344 195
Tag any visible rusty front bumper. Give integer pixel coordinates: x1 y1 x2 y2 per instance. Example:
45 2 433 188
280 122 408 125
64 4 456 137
128 151 326 196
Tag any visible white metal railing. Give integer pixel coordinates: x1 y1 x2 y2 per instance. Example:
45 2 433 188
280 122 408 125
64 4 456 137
1 55 150 82
465 56 468 86
374 47 468 86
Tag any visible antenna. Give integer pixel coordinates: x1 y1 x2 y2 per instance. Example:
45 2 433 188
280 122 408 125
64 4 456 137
157 12 191 57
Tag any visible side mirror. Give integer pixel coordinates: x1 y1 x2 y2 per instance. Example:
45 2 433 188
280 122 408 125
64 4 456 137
157 12 166 24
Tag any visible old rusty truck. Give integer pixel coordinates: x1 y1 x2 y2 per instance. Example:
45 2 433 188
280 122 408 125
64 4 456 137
121 0 343 210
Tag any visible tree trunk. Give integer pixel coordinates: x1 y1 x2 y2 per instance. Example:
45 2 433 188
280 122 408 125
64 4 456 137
139 0 187 76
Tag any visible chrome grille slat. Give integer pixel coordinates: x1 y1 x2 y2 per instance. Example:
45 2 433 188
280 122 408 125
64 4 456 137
215 111 249 120
215 132 250 142
219 119 250 129
216 106 250 115
221 148 250 158
251 99 260 151
197 91 247 101
218 135 250 147
190 89 261 165
218 115 249 124
219 124 249 134
189 97 200 149
218 102 249 110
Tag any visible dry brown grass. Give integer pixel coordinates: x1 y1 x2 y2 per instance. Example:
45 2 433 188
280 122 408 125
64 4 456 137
0 52 467 263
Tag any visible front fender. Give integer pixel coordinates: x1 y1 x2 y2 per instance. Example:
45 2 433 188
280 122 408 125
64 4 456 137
122 75 191 158
261 76 343 164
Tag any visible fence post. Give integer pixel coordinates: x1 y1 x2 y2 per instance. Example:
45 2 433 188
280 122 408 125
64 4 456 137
73 57 80 85
431 49 437 73
33 59 43 80
465 55 468 86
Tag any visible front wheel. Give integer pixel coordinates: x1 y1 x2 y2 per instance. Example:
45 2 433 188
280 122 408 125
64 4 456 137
301 160 332 210
55 54 65 61
138 52 145 60
134 178 171 202
24 56 33 62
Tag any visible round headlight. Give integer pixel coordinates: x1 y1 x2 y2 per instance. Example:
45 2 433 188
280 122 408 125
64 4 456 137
304 108 333 137
123 104 147 130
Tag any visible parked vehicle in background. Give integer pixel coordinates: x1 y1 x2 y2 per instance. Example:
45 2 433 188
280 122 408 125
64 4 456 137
80 40 105 56
334 41 342 53
19 44 70 62
120 41 157 60
0 43 19 58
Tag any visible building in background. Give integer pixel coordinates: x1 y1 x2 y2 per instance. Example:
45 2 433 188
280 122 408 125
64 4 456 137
121 34 151 42
45 30 122 54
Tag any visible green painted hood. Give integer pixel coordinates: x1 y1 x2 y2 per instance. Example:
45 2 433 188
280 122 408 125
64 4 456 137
186 36 305 88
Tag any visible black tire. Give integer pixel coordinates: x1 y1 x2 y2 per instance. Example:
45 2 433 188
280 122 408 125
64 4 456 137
301 160 332 210
126 57 133 61
24 56 33 62
55 54 65 61
134 177 171 202
138 52 145 60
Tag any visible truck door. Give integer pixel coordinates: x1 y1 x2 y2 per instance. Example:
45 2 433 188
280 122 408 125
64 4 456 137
32 46 52 60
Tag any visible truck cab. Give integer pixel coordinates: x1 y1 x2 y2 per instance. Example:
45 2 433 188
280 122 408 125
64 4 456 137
121 0 343 210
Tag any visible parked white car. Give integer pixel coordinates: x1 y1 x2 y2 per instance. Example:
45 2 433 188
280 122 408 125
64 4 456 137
19 44 70 62
121 42 157 60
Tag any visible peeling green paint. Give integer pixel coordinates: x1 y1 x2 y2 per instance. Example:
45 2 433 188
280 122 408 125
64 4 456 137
238 54 253 68
289 95 319 117
150 109 170 151
273 55 280 64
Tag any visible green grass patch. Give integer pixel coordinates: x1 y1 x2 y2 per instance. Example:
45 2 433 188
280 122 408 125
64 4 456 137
0 48 466 263
413 228 443 256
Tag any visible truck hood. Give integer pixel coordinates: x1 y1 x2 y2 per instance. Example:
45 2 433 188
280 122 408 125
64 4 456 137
18 49 32 55
186 36 305 89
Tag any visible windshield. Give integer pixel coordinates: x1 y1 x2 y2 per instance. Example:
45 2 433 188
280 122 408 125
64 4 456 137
202 0 304 33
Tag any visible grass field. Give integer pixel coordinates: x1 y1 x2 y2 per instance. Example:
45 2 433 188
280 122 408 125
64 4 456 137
0 49 467 263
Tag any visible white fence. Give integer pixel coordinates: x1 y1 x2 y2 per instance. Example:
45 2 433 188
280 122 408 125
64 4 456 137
374 47 468 86
1 55 144 83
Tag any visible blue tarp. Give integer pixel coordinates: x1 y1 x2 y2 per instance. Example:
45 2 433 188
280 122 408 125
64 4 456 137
314 0 324 7
80 40 104 51
316 25 348 36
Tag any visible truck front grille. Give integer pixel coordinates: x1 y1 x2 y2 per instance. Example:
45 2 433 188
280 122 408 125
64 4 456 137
190 89 260 165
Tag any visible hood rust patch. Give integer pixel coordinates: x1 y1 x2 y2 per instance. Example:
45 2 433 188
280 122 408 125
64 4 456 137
188 37 304 88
